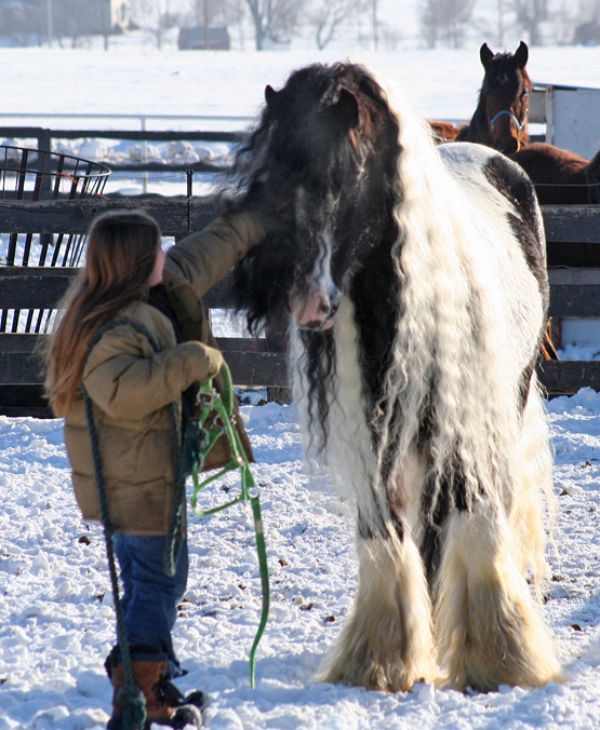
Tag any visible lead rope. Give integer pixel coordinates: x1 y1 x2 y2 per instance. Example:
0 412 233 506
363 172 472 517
182 363 270 688
82 387 146 730
82 318 187 729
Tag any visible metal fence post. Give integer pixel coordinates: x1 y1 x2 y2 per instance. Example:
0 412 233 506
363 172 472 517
141 115 148 194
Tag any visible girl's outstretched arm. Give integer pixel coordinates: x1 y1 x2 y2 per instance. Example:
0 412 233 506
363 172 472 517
165 209 269 296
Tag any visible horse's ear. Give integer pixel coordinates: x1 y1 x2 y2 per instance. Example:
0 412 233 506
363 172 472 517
480 42 495 70
331 88 360 131
265 84 279 106
515 40 528 68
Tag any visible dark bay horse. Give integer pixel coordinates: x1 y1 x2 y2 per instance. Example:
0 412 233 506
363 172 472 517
512 142 600 204
430 41 531 154
233 62 561 693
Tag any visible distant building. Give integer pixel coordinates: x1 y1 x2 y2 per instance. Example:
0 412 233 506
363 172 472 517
177 26 230 51
0 0 130 45
573 20 600 46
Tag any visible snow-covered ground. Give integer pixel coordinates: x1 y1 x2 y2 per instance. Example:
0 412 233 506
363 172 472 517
1 390 600 729
1 45 600 729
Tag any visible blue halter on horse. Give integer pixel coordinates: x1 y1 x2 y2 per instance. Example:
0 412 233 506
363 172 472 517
456 41 531 153
430 41 531 153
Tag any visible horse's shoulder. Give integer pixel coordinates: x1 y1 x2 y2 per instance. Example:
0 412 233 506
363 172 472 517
440 142 537 206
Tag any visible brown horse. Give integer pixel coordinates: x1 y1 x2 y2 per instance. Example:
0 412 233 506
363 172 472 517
511 142 600 204
430 41 531 154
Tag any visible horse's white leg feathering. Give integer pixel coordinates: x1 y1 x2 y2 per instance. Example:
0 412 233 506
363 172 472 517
433 505 562 691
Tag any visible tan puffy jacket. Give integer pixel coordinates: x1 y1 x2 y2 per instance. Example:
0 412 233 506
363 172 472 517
60 209 267 535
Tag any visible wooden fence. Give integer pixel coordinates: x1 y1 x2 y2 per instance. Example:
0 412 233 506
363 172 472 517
1 198 600 417
0 125 241 177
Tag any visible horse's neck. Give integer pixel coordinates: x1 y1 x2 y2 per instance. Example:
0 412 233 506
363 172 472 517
346 244 402 411
457 105 491 145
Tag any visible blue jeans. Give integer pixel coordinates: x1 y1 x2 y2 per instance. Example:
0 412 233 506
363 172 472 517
112 533 188 673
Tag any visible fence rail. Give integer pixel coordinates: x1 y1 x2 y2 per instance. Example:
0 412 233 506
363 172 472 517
0 120 247 185
2 198 600 416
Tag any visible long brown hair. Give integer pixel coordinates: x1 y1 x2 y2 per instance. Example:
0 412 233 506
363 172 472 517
45 209 162 415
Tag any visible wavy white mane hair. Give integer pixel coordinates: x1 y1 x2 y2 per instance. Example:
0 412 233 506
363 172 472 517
380 78 545 514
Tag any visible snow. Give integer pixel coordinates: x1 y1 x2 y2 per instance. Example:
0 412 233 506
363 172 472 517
2 395 600 729
1 44 600 729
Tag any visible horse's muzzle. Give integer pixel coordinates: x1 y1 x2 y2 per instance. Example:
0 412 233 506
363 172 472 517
292 290 340 331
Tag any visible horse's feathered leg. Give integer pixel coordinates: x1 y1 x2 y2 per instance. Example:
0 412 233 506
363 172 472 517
309 299 438 692
433 504 562 691
431 387 561 695
318 529 438 691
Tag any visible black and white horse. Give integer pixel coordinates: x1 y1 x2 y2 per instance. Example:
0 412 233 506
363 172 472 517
232 62 561 692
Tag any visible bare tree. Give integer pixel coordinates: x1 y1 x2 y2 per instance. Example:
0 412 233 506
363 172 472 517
130 0 179 48
370 0 379 49
420 0 475 49
184 0 246 47
189 0 217 25
308 0 368 49
508 0 549 45
579 0 600 18
0 0 46 44
188 1 245 31
495 0 507 46
244 0 303 49
567 0 600 44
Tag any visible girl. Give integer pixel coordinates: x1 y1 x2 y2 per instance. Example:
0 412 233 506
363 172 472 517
45 208 268 728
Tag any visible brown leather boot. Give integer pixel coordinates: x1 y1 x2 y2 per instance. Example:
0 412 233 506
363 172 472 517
107 659 203 729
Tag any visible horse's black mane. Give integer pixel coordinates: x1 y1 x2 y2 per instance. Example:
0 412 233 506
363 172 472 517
230 62 401 450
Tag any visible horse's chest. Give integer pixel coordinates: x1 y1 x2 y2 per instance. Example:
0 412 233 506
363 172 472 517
291 298 378 497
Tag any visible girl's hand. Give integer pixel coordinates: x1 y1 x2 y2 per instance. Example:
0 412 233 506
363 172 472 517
180 341 224 383
199 343 224 380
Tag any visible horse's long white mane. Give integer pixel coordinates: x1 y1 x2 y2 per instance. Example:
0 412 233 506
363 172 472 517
288 65 559 692
370 77 546 526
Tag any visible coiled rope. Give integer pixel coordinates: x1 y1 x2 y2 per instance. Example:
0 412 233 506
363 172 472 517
183 363 270 688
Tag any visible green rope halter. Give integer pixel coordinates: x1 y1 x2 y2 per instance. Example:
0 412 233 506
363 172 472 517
182 363 270 688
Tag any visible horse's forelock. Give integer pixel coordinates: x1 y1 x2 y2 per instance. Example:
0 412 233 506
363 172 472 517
233 64 403 453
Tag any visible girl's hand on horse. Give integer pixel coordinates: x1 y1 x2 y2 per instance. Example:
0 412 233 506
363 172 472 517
243 178 294 230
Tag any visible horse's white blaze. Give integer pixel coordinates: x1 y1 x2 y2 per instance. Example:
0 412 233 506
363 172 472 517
293 187 341 328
